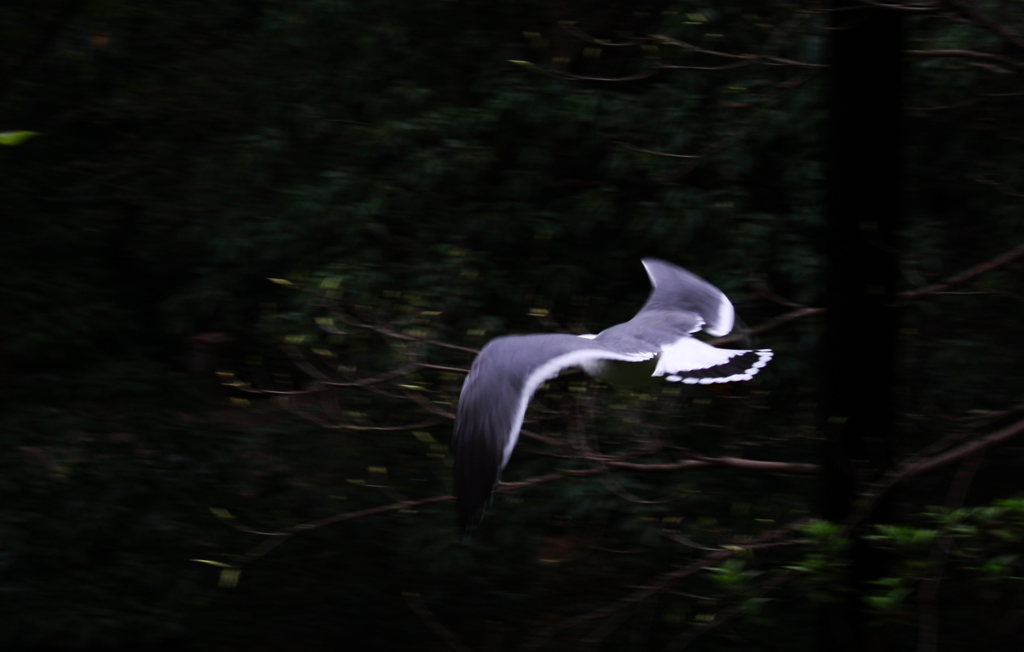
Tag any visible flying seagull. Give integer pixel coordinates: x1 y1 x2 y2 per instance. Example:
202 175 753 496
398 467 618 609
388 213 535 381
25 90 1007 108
452 259 772 531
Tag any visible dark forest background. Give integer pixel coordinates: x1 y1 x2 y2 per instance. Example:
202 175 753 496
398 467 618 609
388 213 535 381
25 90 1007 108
3 1 1024 651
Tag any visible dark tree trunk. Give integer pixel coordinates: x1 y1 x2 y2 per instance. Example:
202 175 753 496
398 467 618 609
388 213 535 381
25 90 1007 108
820 2 905 651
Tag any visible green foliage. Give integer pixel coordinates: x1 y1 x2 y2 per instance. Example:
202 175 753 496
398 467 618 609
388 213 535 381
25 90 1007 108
786 520 853 604
858 498 1024 635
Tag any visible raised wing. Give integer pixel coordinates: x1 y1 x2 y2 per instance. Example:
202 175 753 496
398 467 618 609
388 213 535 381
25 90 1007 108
639 258 735 336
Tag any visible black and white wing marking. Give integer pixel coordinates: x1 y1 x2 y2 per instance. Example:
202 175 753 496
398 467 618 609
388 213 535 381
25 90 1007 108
452 259 773 531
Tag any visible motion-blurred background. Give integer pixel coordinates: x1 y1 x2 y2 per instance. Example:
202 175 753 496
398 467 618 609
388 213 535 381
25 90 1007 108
2 1 1024 651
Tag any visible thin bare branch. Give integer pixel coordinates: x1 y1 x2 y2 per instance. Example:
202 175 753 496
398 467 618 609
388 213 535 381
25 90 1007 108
331 309 480 354
322 363 424 388
857 0 941 13
230 382 324 396
897 415 1024 482
757 288 810 309
649 34 760 60
650 34 825 68
852 415 1024 529
401 389 457 420
418 363 471 374
607 456 819 474
549 68 661 82
614 141 700 159
761 55 828 69
906 48 1024 71
287 408 445 432
947 0 1024 51
234 493 455 541
712 306 824 346
969 175 1024 198
659 61 752 72
559 23 646 47
900 241 1024 300
908 97 981 112
661 531 720 551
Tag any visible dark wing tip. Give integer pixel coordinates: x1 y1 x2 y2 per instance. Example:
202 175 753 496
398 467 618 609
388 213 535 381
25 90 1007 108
452 412 505 532
663 349 773 384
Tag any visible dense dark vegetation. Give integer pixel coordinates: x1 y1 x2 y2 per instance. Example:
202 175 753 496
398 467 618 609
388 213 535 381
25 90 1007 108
2 1 1024 650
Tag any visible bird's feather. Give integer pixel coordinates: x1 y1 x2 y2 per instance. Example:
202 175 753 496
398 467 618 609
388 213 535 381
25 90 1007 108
453 334 652 530
452 260 771 531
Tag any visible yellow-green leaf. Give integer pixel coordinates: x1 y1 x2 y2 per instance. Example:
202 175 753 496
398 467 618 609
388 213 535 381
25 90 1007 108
0 131 38 146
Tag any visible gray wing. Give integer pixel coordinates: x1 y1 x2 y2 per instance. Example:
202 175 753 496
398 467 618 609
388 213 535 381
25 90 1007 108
453 260 771 531
639 258 735 336
453 334 652 531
